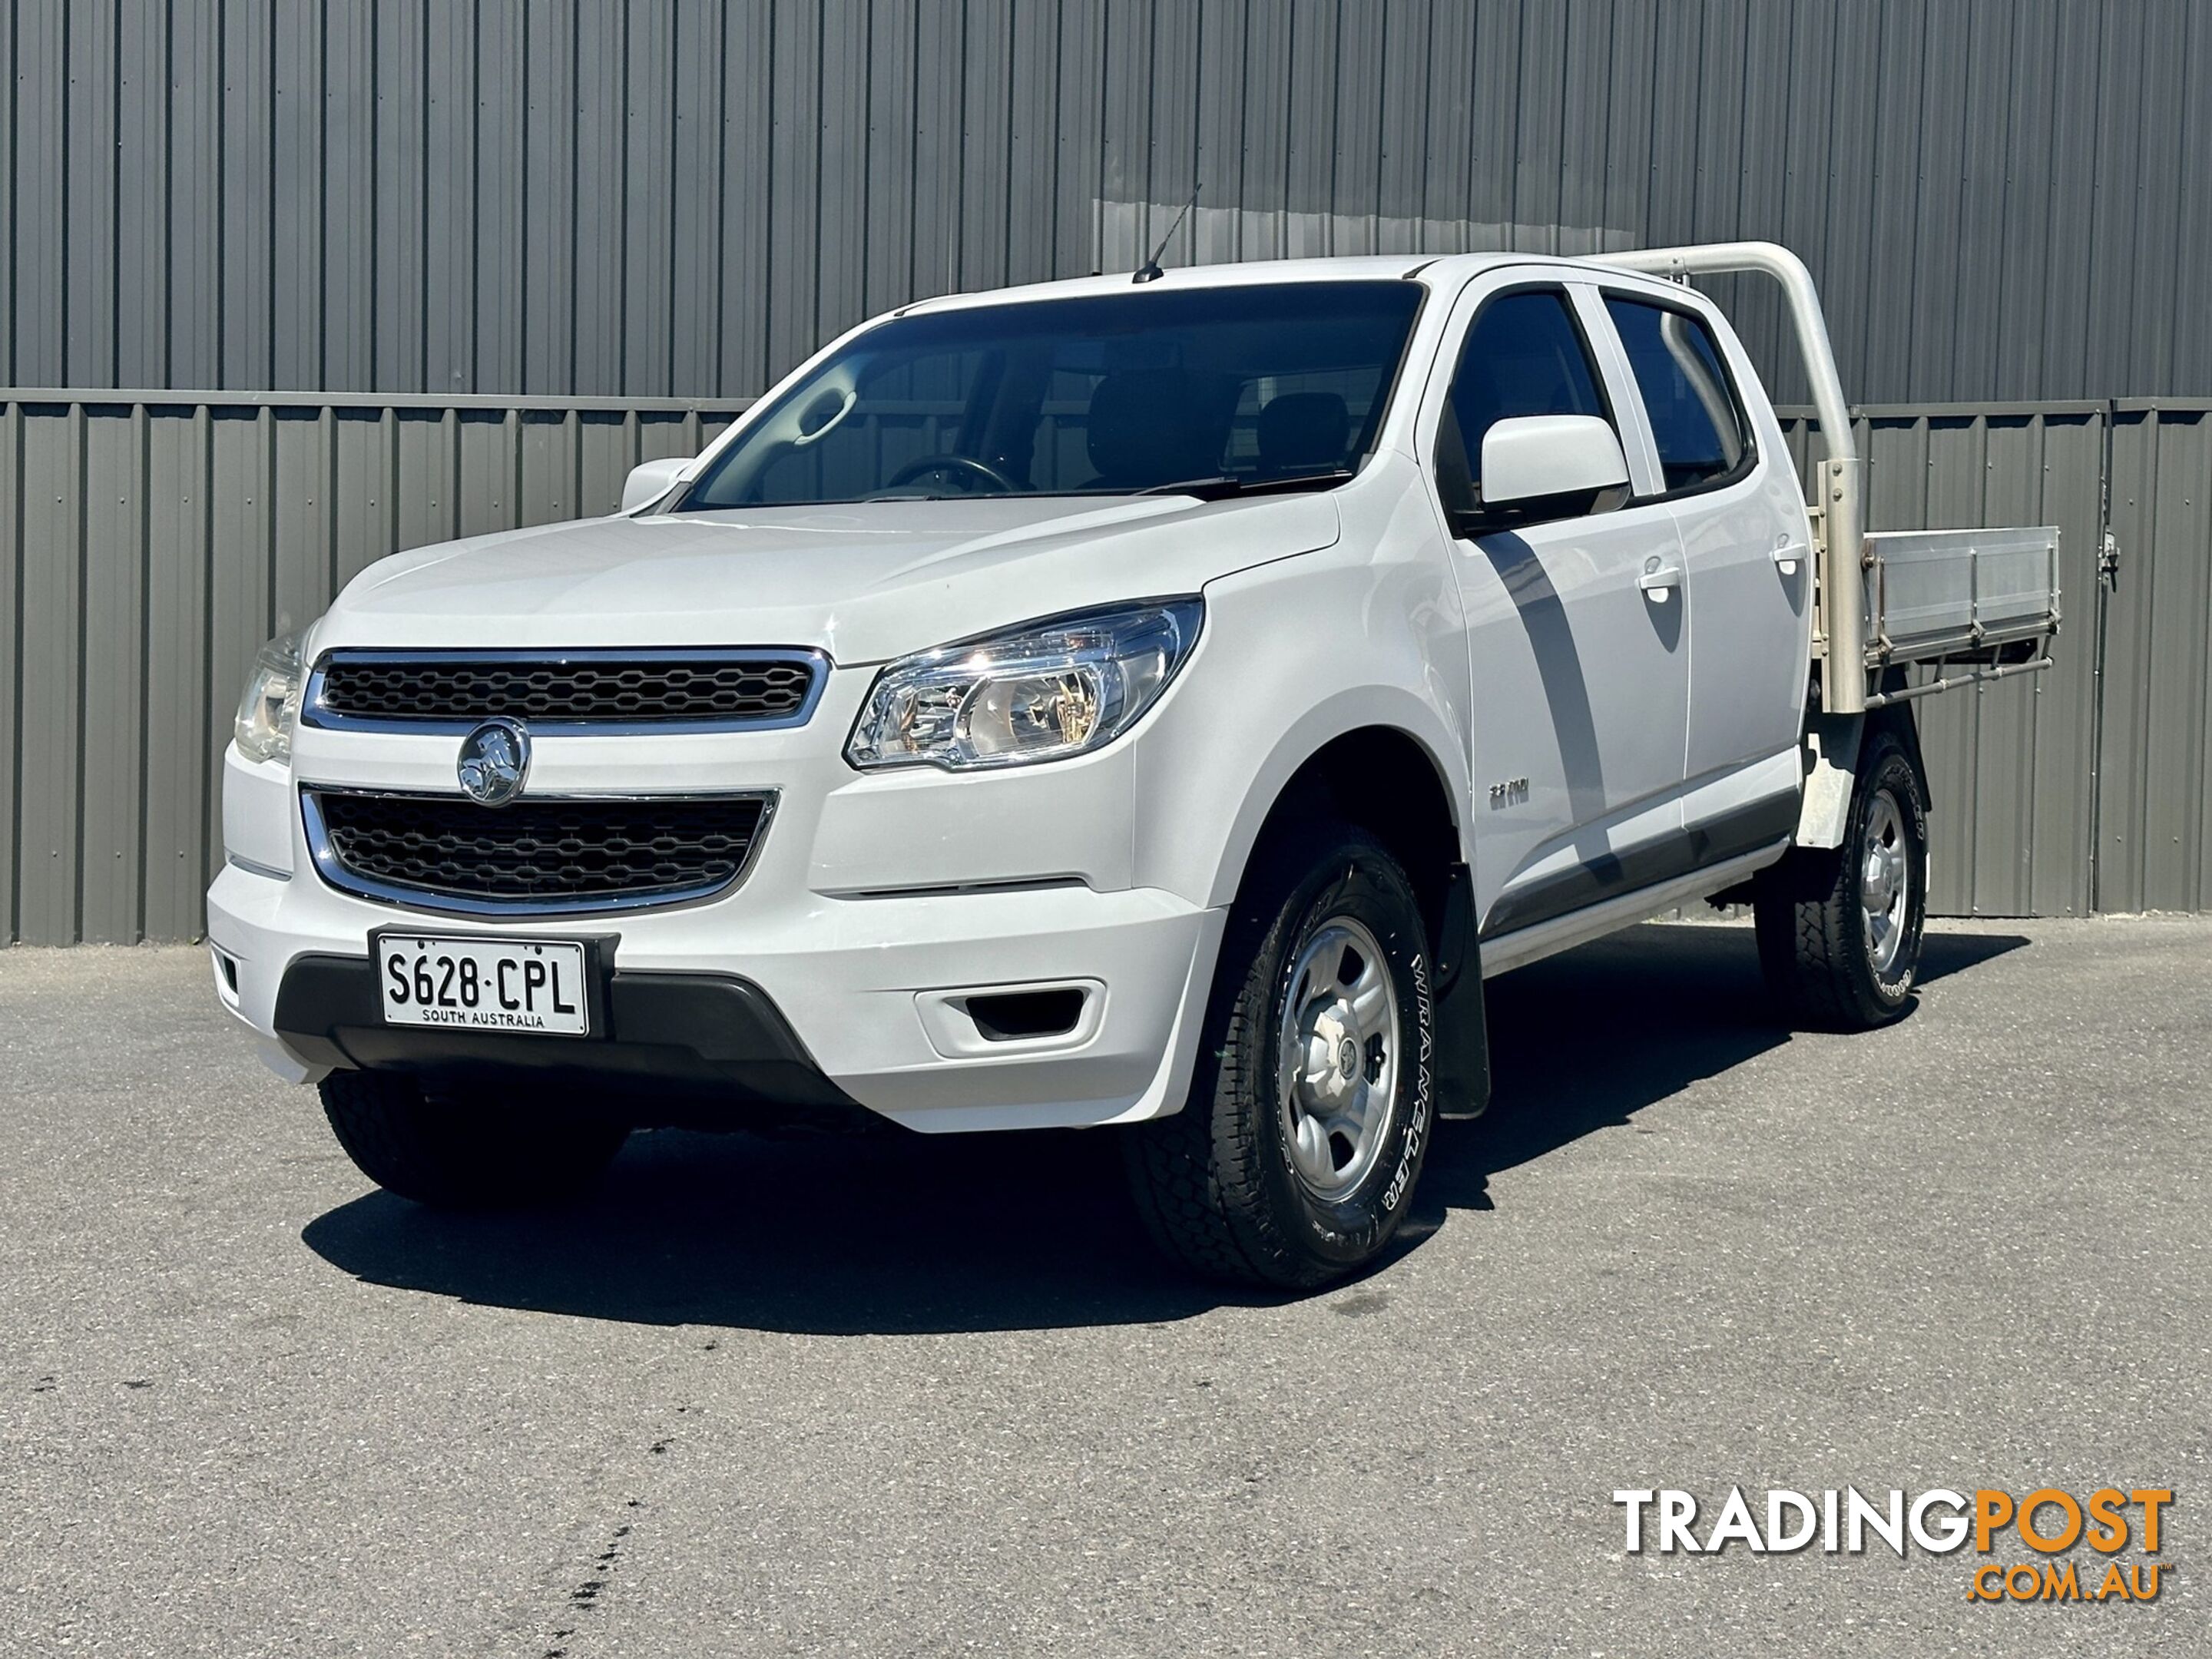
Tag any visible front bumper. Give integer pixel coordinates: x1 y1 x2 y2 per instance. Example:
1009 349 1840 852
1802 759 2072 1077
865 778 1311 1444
267 953 876 1129
211 651 1230 1132
207 803 1224 1135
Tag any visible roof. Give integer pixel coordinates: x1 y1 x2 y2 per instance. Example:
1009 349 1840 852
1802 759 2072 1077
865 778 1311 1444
896 253 1514 313
893 250 1690 316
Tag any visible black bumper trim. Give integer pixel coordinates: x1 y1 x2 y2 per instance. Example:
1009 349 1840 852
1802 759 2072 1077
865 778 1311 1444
273 952 863 1121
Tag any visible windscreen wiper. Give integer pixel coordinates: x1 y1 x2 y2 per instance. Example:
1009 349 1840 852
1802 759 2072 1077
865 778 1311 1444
1137 469 1356 500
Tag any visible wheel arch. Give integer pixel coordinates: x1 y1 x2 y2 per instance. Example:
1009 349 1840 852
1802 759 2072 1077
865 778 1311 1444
1194 697 1469 921
1206 714 1492 1124
1239 726 1464 933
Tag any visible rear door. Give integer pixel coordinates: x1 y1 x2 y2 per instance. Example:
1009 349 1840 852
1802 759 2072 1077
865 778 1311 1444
1597 287 1811 843
1420 273 1693 937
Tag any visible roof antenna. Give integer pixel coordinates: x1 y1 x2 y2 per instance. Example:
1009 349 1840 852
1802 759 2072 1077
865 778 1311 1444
1132 183 1201 283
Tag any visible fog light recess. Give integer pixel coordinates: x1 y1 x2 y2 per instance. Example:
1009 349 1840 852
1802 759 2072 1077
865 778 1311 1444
914 979 1107 1059
965 988 1087 1041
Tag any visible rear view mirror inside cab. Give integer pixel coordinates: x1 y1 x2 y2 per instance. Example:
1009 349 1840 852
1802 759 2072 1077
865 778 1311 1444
1479 414 1629 508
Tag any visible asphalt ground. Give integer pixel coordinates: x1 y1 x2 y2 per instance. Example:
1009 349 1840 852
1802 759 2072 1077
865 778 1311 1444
2 916 2206 1657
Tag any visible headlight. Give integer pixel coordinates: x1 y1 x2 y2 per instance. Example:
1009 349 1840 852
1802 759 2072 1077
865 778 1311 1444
233 633 303 765
846 600 1203 770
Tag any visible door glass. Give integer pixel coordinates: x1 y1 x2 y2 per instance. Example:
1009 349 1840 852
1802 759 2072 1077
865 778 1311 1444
1602 298 1750 492
1434 288 1611 519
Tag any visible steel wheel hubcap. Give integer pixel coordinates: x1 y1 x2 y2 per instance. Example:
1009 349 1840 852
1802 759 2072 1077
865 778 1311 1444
1860 789 1911 977
1277 916 1399 1200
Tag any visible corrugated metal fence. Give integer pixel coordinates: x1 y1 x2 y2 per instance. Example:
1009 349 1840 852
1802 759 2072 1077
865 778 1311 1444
1 392 742 943
1778 406 2109 921
1783 399 2212 919
4 0 2208 408
2 392 2208 942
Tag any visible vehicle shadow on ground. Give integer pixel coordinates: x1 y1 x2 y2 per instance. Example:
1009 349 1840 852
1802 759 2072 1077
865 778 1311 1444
1407 922 2028 1227
301 923 2026 1336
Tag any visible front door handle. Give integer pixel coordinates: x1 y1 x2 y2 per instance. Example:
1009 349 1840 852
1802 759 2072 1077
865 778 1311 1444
1638 557 1683 600
1773 541 1810 575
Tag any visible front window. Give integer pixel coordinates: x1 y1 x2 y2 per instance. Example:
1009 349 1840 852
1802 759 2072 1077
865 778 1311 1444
677 282 1423 510
1432 285 1616 528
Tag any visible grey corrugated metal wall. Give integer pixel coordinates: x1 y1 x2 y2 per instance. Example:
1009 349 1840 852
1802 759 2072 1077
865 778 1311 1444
6 393 2207 942
4 0 2207 406
5 0 2210 941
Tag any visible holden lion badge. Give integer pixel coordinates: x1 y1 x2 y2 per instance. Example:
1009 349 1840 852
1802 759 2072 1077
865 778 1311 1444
456 718 531 807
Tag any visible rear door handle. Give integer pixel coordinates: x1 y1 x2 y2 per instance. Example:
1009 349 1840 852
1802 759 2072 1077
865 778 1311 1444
1638 558 1682 599
1773 541 1810 575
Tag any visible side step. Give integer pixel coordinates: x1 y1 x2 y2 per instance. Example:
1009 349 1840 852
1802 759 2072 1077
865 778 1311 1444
1477 843 1791 981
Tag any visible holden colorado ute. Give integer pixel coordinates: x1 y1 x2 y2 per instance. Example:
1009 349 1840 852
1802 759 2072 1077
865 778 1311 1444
207 242 2058 1286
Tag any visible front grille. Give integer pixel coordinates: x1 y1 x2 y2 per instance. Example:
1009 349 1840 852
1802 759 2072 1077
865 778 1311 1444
306 790 770 912
310 651 821 728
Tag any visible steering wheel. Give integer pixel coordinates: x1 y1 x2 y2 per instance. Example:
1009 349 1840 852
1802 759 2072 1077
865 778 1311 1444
882 453 1018 495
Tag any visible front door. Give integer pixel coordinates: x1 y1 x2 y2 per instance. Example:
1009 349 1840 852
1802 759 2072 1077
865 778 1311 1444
1422 276 1693 936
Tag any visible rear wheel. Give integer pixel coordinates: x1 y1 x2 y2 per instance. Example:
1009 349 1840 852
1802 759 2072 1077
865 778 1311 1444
1124 824 1436 1288
319 1069 630 1208
1753 729 1929 1030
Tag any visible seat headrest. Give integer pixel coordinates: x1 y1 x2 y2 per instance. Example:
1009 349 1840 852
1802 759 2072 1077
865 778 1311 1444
1257 392 1351 472
1085 370 1208 485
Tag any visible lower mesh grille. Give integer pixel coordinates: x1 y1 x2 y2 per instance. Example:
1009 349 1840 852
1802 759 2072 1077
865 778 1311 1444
306 790 770 910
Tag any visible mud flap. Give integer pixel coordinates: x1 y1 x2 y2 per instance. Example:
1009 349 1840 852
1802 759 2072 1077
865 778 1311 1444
1796 691 1930 851
1431 863 1492 1121
1795 714 1863 849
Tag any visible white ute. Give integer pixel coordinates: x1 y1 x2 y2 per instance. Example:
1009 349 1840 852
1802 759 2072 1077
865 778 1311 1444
208 242 2059 1286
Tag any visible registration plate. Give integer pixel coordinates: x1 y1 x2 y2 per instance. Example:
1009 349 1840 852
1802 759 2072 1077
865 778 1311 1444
376 935 591 1036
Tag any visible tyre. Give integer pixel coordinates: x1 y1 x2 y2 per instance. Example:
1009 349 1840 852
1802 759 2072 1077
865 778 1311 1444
1124 823 1436 1288
1753 728 1929 1031
318 1069 631 1208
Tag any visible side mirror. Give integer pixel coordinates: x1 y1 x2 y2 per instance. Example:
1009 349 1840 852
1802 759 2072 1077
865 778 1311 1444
1479 414 1628 508
621 456 693 514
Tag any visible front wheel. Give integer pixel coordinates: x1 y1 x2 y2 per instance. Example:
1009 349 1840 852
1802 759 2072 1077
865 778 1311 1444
1124 824 1436 1288
1753 729 1929 1030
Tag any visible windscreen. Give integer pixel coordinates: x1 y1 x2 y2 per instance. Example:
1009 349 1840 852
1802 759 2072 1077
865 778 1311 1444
677 282 1423 509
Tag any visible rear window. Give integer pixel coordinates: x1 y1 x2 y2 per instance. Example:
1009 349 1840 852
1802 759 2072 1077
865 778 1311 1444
1603 297 1752 492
